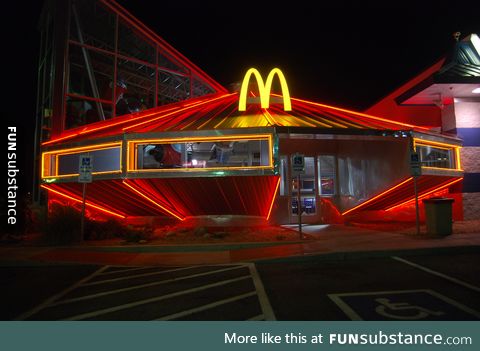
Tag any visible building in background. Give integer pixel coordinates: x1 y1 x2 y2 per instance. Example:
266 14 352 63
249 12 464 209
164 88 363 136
367 33 480 220
35 0 469 228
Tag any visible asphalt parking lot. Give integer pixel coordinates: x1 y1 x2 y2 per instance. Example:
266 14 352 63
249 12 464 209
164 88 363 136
12 263 274 321
2 251 479 321
256 252 480 320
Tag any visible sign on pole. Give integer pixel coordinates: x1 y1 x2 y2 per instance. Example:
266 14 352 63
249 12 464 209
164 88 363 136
79 154 93 183
410 152 422 177
410 151 421 235
291 153 305 177
78 154 93 242
291 153 305 238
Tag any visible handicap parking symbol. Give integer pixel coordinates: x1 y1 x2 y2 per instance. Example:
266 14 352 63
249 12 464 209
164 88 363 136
328 289 480 320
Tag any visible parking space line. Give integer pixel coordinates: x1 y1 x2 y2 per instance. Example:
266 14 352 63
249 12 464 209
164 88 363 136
81 265 205 286
155 291 257 320
51 265 247 307
98 266 157 275
392 256 480 293
247 314 265 321
328 294 362 320
247 263 276 321
62 275 252 320
14 265 110 321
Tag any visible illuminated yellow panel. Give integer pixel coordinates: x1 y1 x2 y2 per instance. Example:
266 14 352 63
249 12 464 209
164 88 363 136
238 68 292 111
413 138 462 171
127 134 274 172
41 142 122 179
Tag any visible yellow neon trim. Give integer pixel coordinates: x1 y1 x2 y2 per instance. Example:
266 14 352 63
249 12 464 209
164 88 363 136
122 180 185 221
342 177 414 216
385 178 463 212
239 68 292 111
42 142 122 157
41 185 126 219
422 166 463 172
413 138 461 150
413 138 462 171
455 147 462 170
41 142 123 178
127 134 274 172
266 177 281 221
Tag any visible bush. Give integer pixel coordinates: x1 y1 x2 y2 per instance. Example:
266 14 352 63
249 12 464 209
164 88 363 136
45 203 82 244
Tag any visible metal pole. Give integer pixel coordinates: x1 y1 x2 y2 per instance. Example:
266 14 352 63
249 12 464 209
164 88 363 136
414 175 420 235
80 182 87 241
297 175 302 239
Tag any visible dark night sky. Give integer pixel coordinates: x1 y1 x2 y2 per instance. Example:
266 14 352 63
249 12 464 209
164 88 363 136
3 0 480 232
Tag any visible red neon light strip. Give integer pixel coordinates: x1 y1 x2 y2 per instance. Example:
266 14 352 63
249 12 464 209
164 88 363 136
41 94 233 146
342 177 414 216
41 185 126 219
282 95 431 131
266 177 281 221
122 180 185 221
385 178 463 212
123 94 234 131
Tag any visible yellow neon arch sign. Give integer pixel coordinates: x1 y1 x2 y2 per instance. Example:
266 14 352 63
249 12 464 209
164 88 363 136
238 68 292 111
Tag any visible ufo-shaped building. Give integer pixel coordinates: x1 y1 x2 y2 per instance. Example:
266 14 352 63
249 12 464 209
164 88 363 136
35 0 467 228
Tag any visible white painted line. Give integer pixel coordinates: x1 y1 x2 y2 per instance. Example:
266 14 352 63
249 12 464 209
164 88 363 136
81 265 204 286
426 289 480 319
14 265 110 321
247 263 276 321
51 265 247 306
62 275 252 320
392 256 480 293
328 294 363 320
247 314 265 321
99 266 157 275
155 291 257 320
329 289 480 320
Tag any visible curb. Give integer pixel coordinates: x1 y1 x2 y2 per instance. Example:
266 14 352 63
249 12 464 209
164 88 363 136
253 245 480 264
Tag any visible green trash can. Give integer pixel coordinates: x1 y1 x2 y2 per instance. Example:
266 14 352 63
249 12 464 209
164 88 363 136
422 197 454 236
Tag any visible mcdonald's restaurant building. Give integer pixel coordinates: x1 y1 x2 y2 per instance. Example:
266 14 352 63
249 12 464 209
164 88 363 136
35 0 478 228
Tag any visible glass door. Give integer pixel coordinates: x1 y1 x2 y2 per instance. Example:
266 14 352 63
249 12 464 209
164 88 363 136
291 156 316 216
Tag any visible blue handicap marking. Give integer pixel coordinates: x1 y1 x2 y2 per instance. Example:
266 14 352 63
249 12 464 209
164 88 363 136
329 289 480 320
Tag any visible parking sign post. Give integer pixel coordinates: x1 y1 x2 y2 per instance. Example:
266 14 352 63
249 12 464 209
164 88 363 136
410 151 422 235
79 154 93 241
292 154 305 239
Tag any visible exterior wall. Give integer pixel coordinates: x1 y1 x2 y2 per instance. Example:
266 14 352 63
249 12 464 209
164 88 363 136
454 100 480 220
272 136 410 224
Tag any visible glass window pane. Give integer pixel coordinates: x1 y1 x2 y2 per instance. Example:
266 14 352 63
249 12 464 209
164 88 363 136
68 44 114 101
157 71 190 105
292 197 316 215
135 138 271 170
116 59 155 116
118 20 156 64
417 145 454 169
318 155 336 196
70 0 115 51
292 156 315 193
66 97 112 129
57 147 121 176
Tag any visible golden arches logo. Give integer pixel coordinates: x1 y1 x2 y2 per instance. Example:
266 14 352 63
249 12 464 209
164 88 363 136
238 68 292 111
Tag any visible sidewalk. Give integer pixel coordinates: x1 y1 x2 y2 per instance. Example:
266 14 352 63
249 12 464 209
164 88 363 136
1 224 479 266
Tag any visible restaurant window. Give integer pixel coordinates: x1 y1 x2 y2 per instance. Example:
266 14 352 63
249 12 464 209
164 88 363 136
416 144 455 169
318 155 336 196
130 136 272 171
